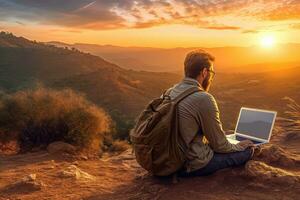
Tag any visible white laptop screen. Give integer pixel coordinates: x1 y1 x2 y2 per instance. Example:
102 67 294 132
236 108 276 140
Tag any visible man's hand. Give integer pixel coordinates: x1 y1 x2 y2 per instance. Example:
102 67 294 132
237 140 254 150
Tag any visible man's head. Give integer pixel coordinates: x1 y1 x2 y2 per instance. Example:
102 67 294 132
184 50 215 91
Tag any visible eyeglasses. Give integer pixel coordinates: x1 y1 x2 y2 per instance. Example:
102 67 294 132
207 69 216 78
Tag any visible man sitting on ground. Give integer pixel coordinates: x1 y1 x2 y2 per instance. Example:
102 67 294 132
167 50 254 176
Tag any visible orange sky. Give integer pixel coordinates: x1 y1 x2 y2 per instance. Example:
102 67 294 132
1 0 300 48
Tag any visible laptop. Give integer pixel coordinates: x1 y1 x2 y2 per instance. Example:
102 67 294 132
226 107 277 145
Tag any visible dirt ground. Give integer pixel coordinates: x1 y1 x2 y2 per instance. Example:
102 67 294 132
0 122 299 200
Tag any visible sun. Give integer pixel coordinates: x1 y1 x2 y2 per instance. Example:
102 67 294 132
260 35 276 48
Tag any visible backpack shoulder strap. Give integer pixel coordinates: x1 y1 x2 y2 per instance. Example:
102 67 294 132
164 87 173 96
161 87 173 100
173 86 202 105
162 83 180 97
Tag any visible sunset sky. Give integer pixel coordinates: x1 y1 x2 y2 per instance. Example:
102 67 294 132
0 0 300 48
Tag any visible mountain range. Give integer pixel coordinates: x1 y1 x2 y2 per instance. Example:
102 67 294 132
48 41 300 73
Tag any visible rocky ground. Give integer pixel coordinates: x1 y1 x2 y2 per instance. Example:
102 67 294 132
0 118 300 200
0 145 299 199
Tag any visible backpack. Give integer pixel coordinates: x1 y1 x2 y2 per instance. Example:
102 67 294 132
130 86 202 176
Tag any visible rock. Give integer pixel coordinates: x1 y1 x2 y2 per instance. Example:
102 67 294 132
258 145 297 167
60 165 95 181
47 141 76 154
24 174 37 181
247 182 269 189
72 161 79 166
109 149 135 163
285 131 300 142
4 174 44 194
245 160 300 185
79 155 88 160
43 165 55 170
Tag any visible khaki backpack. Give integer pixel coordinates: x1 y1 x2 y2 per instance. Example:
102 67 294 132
130 86 202 176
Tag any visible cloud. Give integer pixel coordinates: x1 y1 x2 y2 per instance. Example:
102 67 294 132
0 0 299 31
15 21 25 25
78 1 97 10
290 23 300 29
258 0 300 21
0 0 128 29
205 26 241 30
242 29 259 34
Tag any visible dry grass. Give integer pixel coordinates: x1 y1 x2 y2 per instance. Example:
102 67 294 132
0 87 112 152
281 97 300 141
284 97 300 119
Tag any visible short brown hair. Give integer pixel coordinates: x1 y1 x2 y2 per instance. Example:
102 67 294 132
184 49 215 79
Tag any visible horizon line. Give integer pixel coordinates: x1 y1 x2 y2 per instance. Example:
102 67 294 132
3 31 300 50
46 40 300 50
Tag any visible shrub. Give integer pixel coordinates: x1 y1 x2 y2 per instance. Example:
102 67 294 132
0 87 112 152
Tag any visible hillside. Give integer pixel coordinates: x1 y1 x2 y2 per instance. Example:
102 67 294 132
0 32 180 95
0 32 123 91
211 67 300 130
0 32 181 136
52 69 179 115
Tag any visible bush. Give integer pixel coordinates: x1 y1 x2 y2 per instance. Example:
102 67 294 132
0 87 112 152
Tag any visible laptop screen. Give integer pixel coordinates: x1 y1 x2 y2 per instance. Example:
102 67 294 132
236 108 276 140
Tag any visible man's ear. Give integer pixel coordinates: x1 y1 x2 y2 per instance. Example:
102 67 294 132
202 68 208 78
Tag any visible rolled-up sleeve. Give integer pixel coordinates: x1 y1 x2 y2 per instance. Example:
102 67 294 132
198 93 243 153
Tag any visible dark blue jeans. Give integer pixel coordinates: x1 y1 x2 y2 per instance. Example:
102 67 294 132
179 148 252 177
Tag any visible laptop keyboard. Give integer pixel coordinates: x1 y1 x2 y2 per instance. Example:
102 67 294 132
236 135 263 144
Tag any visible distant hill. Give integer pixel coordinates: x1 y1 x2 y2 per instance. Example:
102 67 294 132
0 31 180 104
0 32 125 90
0 32 181 137
48 41 300 73
210 66 300 129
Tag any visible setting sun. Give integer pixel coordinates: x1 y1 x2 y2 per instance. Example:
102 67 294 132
260 35 276 48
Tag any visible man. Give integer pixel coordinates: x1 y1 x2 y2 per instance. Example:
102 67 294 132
167 49 254 177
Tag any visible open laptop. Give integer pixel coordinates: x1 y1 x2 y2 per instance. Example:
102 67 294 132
226 107 277 145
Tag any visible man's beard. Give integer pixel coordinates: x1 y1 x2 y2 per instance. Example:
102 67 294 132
202 76 212 91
